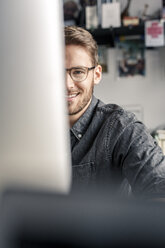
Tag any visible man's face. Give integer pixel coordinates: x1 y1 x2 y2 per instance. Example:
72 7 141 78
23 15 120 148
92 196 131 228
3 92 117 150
65 45 101 118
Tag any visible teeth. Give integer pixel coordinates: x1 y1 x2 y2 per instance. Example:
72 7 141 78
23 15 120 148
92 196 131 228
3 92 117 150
68 94 77 98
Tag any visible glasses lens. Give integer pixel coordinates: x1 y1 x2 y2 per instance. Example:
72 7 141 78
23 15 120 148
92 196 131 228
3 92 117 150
71 67 87 81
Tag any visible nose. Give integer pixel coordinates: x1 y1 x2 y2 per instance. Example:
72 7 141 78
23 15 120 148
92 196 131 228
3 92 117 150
65 71 75 89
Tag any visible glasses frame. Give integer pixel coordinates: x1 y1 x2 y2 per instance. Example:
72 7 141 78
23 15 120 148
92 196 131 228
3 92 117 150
65 66 95 82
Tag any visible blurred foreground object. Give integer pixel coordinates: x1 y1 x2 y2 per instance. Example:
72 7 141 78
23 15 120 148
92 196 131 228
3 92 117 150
1 189 165 248
0 0 71 194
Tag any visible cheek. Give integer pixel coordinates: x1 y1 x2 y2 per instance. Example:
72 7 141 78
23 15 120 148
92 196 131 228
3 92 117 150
77 75 94 93
81 83 93 93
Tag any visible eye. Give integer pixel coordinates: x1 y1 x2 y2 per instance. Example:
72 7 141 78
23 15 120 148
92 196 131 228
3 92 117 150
72 68 86 75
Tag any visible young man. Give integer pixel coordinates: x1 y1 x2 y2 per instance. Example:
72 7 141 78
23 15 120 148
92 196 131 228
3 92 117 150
64 26 165 198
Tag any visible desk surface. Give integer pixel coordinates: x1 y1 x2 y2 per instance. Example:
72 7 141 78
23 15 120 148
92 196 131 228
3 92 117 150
1 189 165 248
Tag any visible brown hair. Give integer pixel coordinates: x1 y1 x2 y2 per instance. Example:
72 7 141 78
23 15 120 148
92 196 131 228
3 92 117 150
64 26 98 66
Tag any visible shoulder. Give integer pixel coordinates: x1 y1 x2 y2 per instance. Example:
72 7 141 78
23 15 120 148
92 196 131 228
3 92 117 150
96 100 137 128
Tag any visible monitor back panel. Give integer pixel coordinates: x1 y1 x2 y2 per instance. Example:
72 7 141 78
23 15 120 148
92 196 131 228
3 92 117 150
0 0 71 193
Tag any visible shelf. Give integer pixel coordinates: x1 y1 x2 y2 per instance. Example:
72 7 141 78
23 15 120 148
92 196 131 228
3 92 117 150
88 24 144 46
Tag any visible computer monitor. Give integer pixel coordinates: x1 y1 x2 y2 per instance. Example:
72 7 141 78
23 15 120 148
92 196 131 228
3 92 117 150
0 0 71 193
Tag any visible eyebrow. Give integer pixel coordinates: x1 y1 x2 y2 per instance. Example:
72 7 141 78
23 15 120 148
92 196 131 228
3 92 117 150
65 66 87 70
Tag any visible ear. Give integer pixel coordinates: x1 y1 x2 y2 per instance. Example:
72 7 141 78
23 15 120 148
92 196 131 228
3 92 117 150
94 65 102 85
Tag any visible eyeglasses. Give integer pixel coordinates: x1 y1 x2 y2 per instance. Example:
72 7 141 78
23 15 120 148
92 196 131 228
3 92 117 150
66 66 95 82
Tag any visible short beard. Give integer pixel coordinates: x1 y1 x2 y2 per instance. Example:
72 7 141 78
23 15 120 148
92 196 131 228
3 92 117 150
68 85 94 116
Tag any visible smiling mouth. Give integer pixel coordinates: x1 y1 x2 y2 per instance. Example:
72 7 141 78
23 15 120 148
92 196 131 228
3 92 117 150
67 93 80 100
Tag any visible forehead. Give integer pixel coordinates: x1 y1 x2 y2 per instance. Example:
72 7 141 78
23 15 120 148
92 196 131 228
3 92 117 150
65 45 92 67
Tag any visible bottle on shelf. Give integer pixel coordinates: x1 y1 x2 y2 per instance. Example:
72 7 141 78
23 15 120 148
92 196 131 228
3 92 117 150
85 0 98 30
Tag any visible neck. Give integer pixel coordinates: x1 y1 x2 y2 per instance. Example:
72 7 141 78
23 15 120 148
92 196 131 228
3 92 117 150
69 114 81 128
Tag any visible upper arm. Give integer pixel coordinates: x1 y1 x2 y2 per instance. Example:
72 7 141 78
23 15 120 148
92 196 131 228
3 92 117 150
112 121 165 198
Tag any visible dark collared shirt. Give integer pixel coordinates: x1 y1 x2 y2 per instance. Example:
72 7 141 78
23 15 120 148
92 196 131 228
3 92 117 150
70 96 165 198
